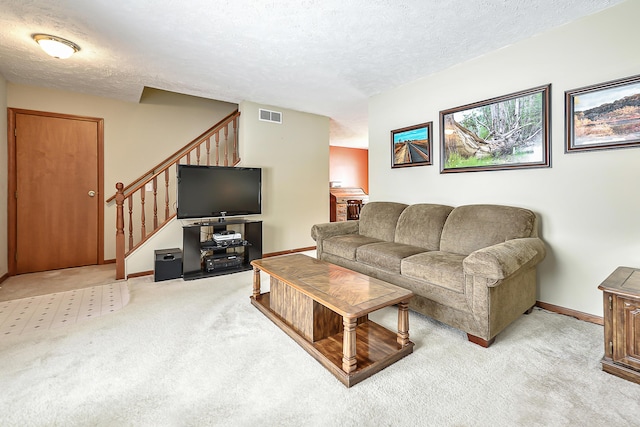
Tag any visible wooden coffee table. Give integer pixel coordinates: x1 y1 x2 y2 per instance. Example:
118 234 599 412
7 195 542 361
250 254 414 387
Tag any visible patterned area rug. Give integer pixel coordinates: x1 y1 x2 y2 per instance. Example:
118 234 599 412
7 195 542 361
0 282 129 336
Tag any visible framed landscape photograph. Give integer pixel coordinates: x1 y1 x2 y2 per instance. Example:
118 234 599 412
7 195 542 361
565 74 640 153
440 84 550 173
391 122 433 168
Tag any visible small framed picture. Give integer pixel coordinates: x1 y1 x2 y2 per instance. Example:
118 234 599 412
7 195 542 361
565 74 640 153
440 85 550 173
391 122 433 168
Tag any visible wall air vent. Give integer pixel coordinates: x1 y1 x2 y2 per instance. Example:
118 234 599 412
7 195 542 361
259 108 282 124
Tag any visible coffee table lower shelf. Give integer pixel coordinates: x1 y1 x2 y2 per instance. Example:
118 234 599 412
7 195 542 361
251 292 414 387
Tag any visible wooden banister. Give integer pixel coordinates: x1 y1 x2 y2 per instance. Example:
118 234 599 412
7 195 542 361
111 110 241 279
106 110 240 203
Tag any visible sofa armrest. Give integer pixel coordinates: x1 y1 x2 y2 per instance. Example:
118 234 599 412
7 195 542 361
311 221 360 259
463 237 546 285
311 221 359 241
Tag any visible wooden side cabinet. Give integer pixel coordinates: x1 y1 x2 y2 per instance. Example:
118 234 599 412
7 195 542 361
598 266 640 385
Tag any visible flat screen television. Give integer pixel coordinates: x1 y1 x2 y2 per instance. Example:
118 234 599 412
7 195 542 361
176 164 262 220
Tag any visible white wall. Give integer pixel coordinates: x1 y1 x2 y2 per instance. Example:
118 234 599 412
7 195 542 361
369 0 640 317
0 74 7 277
239 101 330 253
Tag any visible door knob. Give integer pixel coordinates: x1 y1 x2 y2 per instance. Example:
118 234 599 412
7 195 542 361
88 190 96 197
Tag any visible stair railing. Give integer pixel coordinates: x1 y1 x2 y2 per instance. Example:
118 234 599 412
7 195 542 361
109 110 240 279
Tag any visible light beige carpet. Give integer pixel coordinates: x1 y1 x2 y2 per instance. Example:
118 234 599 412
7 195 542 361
0 264 638 426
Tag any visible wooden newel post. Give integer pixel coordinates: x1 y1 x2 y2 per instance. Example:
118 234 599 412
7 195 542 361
115 182 125 280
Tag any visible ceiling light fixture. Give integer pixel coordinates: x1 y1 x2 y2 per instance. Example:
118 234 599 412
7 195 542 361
32 34 80 59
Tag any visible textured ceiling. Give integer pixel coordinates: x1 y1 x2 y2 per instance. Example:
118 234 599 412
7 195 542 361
0 0 625 148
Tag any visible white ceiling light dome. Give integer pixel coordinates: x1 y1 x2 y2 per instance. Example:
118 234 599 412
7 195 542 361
32 34 80 59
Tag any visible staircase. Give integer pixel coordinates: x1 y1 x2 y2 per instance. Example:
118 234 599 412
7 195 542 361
108 110 240 279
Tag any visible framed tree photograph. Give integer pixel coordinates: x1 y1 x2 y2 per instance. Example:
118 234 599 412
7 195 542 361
565 74 640 153
440 84 550 173
391 122 433 168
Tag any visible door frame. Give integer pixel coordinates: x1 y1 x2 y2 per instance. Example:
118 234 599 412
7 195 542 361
7 108 105 276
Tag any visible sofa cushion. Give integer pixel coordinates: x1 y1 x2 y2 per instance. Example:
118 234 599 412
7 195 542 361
356 242 427 273
401 251 466 293
440 204 537 256
358 202 408 242
394 204 454 250
323 234 381 261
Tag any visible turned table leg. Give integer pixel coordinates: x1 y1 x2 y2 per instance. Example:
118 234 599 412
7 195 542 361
342 317 357 373
252 266 261 299
397 301 410 347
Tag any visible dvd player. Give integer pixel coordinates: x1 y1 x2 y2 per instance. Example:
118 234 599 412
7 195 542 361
204 253 242 271
212 230 242 247
214 230 241 241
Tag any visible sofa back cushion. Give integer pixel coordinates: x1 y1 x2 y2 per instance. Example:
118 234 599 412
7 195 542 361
440 204 537 255
394 204 454 250
358 202 408 242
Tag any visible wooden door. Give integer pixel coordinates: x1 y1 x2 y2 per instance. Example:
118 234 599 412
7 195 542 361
615 295 640 370
9 109 104 274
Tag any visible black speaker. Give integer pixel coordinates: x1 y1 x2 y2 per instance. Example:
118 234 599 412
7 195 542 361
154 248 182 282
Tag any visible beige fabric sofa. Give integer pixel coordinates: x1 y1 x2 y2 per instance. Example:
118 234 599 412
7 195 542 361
311 202 546 347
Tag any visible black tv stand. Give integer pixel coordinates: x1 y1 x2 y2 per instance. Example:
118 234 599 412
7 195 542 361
182 219 262 281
